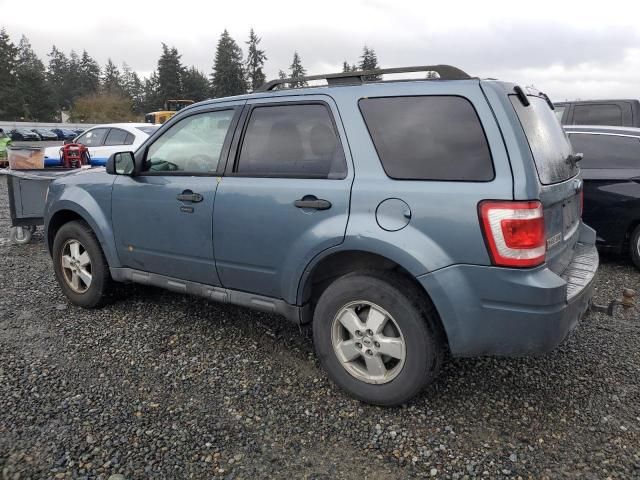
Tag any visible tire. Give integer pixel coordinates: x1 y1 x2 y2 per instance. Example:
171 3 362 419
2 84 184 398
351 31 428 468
631 225 640 270
52 220 111 308
9 226 32 245
312 271 445 406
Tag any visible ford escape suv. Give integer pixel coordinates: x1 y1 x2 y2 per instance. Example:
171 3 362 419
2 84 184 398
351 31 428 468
44 65 598 406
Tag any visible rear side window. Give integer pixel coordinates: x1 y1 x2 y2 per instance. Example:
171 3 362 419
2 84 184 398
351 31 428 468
572 104 623 126
510 96 576 185
358 96 494 181
236 104 347 179
568 133 640 169
104 128 130 146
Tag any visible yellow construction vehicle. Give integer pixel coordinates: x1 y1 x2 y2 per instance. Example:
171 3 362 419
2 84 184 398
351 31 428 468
145 99 195 124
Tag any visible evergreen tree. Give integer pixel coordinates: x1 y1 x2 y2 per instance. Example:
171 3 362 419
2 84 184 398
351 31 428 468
141 71 162 112
245 28 267 91
15 35 55 121
157 43 184 100
210 29 247 98
289 51 307 88
0 28 22 120
342 61 350 73
122 62 145 114
102 58 123 95
358 45 380 80
47 45 70 112
79 50 101 96
66 50 83 102
182 66 210 102
278 69 287 79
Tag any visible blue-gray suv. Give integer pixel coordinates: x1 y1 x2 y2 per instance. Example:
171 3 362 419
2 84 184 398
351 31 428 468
44 65 598 406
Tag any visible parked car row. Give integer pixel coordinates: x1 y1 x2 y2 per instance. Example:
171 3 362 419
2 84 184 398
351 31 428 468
9 127 85 142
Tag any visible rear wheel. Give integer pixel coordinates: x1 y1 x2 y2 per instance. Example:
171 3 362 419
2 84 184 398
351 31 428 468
312 271 444 406
52 221 111 308
630 225 640 270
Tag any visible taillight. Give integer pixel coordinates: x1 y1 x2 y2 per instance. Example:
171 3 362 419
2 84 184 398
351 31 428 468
478 200 546 268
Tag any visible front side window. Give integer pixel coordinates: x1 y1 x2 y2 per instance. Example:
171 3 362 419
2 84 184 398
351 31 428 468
236 104 347 179
359 96 494 181
144 110 235 173
572 104 623 126
568 133 640 169
77 128 108 147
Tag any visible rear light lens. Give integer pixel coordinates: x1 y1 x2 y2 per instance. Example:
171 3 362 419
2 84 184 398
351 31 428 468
478 200 546 267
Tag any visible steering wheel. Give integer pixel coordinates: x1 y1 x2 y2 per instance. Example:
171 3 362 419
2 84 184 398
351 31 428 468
184 154 216 172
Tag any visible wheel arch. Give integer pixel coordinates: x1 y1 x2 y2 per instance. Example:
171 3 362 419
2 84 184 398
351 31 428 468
296 248 449 348
46 200 119 268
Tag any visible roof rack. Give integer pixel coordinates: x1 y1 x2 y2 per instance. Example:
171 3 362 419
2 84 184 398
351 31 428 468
257 65 471 92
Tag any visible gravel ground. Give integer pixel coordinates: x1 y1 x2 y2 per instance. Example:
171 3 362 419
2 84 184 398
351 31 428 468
0 185 639 480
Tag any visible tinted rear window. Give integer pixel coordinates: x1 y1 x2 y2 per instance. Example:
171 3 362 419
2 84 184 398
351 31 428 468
568 133 640 169
236 104 347 179
136 126 159 136
572 104 623 126
510 96 577 185
358 96 494 181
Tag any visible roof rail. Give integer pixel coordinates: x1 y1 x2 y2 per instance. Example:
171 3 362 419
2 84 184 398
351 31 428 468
257 64 471 92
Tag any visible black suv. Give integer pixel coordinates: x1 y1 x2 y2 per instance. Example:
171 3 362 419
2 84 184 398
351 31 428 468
555 99 640 127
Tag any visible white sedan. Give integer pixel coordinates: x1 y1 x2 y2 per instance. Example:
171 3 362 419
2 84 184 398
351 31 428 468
44 123 159 167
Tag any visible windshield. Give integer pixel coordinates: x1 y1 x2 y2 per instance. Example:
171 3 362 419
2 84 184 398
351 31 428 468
136 125 160 136
510 95 577 185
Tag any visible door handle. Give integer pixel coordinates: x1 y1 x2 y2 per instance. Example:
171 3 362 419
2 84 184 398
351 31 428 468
177 190 203 203
294 195 332 210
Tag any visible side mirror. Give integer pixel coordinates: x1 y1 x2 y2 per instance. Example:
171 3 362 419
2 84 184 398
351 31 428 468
106 151 135 176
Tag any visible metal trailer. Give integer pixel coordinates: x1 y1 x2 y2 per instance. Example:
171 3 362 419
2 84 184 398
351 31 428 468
2 168 76 244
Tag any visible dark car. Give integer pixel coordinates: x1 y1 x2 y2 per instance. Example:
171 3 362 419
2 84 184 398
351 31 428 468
556 99 640 127
565 125 640 267
51 128 78 141
31 128 59 141
10 128 40 141
73 128 85 136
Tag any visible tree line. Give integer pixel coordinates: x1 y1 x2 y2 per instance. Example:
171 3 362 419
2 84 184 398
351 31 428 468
0 27 380 123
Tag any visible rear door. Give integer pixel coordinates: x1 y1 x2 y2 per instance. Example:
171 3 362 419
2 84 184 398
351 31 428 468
213 96 352 302
510 95 581 274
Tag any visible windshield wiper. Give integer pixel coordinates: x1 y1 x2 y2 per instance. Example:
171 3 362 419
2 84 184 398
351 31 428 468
565 152 584 165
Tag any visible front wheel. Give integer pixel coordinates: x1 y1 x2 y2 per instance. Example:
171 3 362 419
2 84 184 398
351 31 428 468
52 220 111 308
312 271 445 406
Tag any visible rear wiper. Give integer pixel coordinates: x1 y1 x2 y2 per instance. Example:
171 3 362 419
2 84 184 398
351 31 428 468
565 152 583 165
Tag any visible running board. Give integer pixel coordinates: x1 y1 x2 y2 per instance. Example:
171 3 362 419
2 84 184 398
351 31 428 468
110 267 302 324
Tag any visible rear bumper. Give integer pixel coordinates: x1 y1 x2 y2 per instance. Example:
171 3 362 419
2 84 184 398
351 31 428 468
418 224 598 357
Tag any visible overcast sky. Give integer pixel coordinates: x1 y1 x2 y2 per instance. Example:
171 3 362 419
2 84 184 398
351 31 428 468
2 0 639 101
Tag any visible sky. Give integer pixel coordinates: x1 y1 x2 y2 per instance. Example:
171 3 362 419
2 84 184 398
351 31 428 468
2 0 639 101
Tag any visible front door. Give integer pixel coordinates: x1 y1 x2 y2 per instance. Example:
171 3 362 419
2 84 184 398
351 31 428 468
213 97 352 301
112 105 242 285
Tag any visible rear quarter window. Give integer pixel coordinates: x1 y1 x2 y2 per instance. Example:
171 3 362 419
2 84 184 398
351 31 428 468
568 133 640 169
358 96 494 181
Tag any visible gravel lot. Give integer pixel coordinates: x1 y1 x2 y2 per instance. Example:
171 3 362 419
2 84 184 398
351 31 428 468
1 184 639 479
